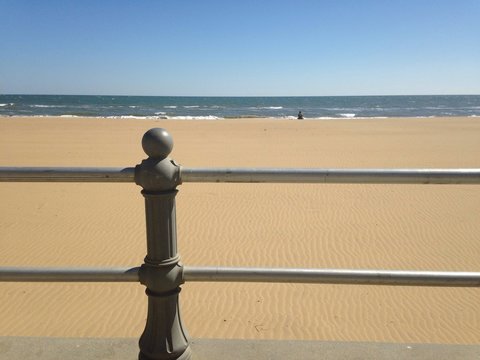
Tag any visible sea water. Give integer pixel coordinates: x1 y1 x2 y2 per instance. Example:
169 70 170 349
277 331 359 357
1 95 479 119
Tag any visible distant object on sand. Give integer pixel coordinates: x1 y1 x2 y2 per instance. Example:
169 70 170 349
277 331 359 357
297 111 304 119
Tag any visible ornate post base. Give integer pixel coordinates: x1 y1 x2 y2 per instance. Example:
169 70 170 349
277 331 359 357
139 289 191 360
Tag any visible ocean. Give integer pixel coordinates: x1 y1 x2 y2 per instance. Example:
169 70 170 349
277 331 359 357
1 95 479 119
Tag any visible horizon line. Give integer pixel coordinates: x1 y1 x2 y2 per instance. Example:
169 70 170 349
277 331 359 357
2 93 480 98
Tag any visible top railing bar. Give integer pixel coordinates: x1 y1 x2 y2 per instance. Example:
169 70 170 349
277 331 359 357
180 167 480 184
0 167 135 182
1 166 480 184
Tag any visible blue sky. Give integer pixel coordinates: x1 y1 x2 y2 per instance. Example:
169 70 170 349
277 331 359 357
1 0 479 96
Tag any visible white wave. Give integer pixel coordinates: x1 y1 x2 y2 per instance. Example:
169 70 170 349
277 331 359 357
321 107 351 111
128 105 138 108
105 115 170 120
166 115 220 120
30 104 66 108
164 106 177 109
339 113 356 118
0 103 12 107
261 106 283 110
155 111 166 115
59 115 79 118
183 105 200 108
109 115 150 119
103 115 221 120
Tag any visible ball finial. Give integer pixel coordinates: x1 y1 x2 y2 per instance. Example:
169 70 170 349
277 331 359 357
142 128 173 158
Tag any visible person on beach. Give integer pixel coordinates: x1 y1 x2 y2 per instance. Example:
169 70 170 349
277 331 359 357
297 111 304 119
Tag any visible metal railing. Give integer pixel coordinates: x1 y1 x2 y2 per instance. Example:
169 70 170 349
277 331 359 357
2 166 480 184
1 127 480 360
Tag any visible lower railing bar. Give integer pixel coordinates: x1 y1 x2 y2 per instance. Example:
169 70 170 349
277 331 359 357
2 266 480 287
0 167 135 182
183 267 480 287
0 267 140 282
180 168 480 184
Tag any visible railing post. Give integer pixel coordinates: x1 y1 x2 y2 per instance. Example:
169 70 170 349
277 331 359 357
134 128 191 360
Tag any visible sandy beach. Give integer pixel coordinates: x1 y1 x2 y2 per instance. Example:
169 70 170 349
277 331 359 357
0 116 479 344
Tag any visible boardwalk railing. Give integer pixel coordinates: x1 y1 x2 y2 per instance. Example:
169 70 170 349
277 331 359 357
1 128 480 360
